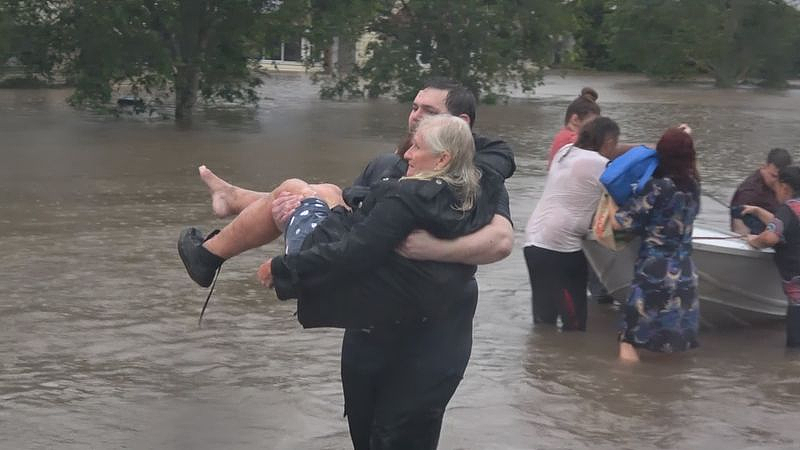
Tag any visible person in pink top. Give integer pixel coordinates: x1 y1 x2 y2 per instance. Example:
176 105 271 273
547 87 601 168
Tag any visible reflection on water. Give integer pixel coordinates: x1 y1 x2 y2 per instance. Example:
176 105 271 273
1 72 799 449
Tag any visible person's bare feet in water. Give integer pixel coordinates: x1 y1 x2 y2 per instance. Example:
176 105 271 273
199 165 238 218
618 342 640 363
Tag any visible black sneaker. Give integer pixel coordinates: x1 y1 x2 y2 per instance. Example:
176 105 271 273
178 227 225 287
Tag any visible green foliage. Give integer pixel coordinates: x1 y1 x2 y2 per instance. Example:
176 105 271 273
322 0 571 102
603 0 800 86
0 0 275 121
0 1 63 79
569 0 613 69
306 0 383 51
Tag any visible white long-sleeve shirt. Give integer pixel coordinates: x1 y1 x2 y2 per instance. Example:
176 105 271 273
525 144 608 252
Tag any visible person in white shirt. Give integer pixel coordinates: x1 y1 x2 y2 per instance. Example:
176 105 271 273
524 117 620 330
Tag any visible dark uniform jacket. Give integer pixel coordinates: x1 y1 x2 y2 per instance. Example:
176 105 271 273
270 134 514 329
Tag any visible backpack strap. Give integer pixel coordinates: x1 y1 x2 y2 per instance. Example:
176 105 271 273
635 156 659 194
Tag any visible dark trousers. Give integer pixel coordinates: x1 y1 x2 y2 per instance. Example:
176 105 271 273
788 304 800 347
523 245 589 330
340 288 475 450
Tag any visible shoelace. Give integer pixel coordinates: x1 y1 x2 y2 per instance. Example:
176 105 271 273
198 266 221 327
197 229 221 327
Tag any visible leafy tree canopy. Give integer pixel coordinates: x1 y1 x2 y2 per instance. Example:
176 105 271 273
602 0 800 87
320 0 572 102
0 0 286 121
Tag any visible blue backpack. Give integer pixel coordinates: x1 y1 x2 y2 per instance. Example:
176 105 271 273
599 145 659 205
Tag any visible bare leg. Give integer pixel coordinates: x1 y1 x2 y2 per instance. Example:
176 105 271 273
618 342 640 363
199 165 269 218
203 178 345 259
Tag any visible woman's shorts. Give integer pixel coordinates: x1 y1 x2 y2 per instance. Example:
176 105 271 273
284 197 330 255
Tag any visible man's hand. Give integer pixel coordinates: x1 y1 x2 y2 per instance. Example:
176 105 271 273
395 215 513 265
272 192 302 231
257 258 274 288
677 123 692 135
396 229 441 260
740 205 763 217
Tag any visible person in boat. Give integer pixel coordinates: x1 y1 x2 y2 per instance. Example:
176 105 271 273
611 126 700 362
524 117 620 331
730 148 792 235
742 165 800 348
180 78 516 449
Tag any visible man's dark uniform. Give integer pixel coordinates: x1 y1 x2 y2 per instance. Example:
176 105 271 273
273 135 514 449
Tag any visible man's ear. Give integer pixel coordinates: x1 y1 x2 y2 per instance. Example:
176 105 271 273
457 113 471 126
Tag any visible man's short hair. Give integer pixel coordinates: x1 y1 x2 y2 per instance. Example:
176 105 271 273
767 147 792 168
422 77 476 127
779 166 800 194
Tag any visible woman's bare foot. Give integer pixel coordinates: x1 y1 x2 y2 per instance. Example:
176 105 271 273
618 342 640 363
199 165 237 218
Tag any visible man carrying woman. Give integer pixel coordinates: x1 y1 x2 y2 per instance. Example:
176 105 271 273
179 79 515 449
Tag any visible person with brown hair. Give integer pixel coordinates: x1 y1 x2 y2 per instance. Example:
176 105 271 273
743 165 800 348
612 125 701 362
730 148 792 235
180 78 516 449
547 87 601 167
524 117 621 331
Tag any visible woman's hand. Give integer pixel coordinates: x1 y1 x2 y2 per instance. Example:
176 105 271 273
677 123 692 135
257 258 274 288
272 192 302 231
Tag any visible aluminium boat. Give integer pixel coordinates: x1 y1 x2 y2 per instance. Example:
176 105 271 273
583 225 787 328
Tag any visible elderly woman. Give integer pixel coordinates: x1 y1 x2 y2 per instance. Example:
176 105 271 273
524 117 621 331
260 114 509 325
180 114 511 326
613 126 701 362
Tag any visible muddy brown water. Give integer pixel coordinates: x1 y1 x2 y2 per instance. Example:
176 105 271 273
1 72 799 449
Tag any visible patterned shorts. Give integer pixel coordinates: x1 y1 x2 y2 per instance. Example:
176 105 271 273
284 197 330 255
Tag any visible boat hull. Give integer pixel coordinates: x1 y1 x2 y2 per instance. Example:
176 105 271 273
583 225 787 328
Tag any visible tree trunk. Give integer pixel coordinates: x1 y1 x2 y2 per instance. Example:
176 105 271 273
173 0 210 124
337 37 357 75
175 63 200 123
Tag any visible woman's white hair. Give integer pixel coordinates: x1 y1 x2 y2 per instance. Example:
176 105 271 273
404 114 480 212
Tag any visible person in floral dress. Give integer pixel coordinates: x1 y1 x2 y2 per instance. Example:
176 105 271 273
613 126 700 362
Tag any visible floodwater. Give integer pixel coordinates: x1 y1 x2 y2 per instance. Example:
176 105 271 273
1 72 799 449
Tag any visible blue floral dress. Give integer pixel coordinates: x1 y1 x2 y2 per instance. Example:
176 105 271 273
615 177 701 352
